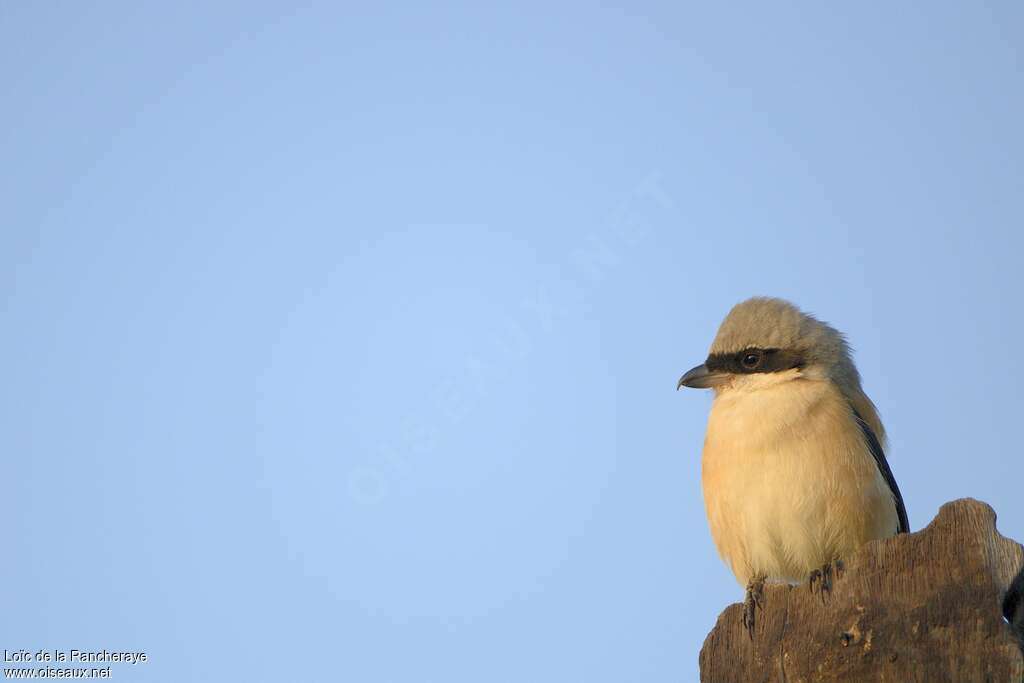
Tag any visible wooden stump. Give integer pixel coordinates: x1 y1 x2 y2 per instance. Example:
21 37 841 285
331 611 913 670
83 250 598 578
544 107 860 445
698 498 1024 682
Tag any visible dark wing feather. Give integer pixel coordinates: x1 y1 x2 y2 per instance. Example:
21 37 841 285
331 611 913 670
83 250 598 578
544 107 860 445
1003 569 1024 629
852 408 910 534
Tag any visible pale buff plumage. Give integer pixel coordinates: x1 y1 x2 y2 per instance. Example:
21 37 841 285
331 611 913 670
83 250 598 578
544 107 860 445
686 298 903 587
702 371 897 585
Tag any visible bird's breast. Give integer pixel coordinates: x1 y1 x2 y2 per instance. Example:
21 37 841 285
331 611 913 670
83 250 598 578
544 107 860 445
700 378 897 585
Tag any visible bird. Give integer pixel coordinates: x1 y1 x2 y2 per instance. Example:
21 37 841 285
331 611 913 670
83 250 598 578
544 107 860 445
677 297 908 635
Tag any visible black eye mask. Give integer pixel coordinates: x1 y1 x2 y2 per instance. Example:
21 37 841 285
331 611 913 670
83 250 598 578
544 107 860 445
704 348 806 375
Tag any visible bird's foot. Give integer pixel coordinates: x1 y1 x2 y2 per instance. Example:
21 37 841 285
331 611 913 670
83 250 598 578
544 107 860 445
808 559 844 602
743 576 765 638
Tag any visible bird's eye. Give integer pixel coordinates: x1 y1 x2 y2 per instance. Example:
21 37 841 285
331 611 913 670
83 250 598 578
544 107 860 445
741 351 762 369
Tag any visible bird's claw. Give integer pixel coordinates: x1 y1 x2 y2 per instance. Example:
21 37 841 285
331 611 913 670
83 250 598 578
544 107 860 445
743 576 765 638
808 559 844 602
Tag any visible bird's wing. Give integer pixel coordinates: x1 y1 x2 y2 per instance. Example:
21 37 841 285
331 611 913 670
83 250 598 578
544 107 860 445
1003 568 1024 628
852 407 910 534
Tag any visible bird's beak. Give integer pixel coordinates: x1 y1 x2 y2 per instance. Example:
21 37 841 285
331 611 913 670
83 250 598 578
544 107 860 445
677 363 729 390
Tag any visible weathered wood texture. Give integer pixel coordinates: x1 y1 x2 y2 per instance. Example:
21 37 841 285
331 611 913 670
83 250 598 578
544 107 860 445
699 498 1024 682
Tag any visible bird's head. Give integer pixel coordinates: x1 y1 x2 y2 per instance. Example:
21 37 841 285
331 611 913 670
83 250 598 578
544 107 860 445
677 297 861 395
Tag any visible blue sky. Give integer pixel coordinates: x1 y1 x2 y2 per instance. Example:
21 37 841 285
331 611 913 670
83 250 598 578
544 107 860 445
2 2 1022 681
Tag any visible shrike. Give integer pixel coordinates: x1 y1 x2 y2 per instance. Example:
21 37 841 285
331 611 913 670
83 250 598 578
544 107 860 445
677 297 908 634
